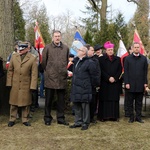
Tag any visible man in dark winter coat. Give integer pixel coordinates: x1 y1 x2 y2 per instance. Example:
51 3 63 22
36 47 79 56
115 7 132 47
124 42 148 123
69 46 100 130
42 30 69 126
85 44 101 123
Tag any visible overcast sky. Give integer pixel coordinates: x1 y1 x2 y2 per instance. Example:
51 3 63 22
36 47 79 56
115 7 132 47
42 0 137 22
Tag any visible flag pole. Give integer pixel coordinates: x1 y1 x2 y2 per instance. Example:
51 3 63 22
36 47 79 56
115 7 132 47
117 31 122 40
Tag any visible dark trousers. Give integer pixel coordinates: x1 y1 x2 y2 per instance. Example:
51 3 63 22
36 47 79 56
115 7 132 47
74 102 90 126
30 87 39 112
44 88 65 123
124 89 130 116
90 93 96 121
128 92 143 120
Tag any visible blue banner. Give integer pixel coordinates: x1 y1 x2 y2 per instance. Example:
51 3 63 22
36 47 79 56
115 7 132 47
70 31 86 56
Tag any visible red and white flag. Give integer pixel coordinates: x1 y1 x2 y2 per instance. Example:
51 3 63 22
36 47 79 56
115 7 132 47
34 21 45 63
133 29 146 55
117 40 129 71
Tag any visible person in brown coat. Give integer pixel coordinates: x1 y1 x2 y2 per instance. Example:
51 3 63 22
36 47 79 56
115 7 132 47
41 30 69 126
6 42 38 127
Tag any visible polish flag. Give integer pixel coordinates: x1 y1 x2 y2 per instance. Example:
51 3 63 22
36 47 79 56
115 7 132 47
117 40 129 70
34 21 45 63
133 29 146 55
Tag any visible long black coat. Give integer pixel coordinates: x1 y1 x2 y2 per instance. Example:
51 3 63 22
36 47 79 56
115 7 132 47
124 53 148 92
90 56 101 94
70 57 100 103
99 55 122 102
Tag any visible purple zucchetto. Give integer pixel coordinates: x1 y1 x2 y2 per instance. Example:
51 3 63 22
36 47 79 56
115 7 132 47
103 41 114 49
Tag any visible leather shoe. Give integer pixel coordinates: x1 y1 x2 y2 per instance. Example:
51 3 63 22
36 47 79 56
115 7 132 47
23 122 31 126
81 125 88 130
69 124 82 128
128 119 134 123
45 122 51 126
135 118 144 123
8 121 15 127
57 120 69 126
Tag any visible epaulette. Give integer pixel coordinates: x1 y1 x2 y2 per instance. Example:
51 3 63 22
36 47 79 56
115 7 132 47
12 51 16 55
31 54 36 58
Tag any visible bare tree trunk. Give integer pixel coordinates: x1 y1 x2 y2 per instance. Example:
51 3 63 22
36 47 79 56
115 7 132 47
0 0 14 114
100 0 107 22
100 0 107 30
87 0 107 30
0 0 14 60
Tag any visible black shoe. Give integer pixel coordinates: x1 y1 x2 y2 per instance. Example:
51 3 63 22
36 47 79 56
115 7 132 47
8 121 15 127
57 120 69 126
45 121 51 126
128 119 134 123
69 124 82 128
81 125 88 130
135 118 144 123
23 122 31 126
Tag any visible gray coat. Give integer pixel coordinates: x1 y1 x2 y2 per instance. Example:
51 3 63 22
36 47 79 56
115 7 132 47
41 42 69 89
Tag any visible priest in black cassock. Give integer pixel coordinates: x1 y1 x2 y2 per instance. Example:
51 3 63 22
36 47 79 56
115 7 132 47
97 41 122 121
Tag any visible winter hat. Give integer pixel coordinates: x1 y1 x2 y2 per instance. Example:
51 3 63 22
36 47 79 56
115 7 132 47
94 44 103 51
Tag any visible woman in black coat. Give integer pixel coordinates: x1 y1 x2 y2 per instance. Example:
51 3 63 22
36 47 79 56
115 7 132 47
97 41 122 121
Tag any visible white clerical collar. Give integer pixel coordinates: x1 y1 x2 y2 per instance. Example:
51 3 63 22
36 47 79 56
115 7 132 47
133 53 140 56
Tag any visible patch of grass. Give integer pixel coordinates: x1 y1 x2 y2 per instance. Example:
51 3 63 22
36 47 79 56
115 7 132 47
0 104 150 150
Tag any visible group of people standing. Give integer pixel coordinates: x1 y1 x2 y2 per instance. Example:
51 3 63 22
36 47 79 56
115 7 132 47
4 30 148 130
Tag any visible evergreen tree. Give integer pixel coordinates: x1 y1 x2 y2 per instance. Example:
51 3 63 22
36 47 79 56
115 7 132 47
93 12 128 53
13 0 25 41
84 30 93 45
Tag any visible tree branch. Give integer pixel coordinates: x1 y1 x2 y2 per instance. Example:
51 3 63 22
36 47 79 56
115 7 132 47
127 0 139 5
87 0 100 12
